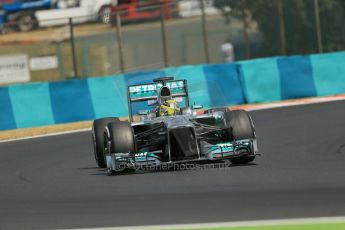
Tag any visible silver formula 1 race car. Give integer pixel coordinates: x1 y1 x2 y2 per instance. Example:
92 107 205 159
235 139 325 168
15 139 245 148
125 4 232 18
92 77 258 175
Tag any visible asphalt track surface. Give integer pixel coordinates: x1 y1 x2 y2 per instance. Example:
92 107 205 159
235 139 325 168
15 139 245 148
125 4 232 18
1 100 345 230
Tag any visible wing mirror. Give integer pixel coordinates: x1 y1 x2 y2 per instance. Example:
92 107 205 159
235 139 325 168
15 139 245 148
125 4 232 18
147 100 157 106
138 110 150 115
192 104 203 110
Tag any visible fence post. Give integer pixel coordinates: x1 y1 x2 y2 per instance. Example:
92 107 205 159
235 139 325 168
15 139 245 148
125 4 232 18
277 0 286 55
314 0 323 53
69 18 78 78
115 12 125 73
242 0 251 59
160 5 169 67
199 0 210 64
55 43 65 80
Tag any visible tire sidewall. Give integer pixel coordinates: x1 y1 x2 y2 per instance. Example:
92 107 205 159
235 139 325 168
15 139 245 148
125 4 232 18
228 110 256 164
98 6 111 24
106 121 136 154
17 13 37 32
92 117 119 168
230 110 255 140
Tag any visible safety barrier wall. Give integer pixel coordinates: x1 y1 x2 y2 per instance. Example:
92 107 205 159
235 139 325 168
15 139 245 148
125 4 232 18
1 51 345 131
239 51 345 103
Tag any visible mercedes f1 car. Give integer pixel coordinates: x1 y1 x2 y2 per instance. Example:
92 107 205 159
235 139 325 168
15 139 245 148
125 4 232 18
92 77 258 175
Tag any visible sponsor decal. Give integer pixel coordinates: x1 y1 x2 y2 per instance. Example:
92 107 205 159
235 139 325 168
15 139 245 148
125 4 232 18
210 143 234 154
217 143 232 148
134 152 160 162
0 54 30 84
129 84 160 94
30 55 58 71
135 152 148 158
129 81 185 94
165 81 184 89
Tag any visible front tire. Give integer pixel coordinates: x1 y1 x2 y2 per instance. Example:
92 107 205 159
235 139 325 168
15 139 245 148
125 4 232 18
105 121 136 154
230 110 255 140
225 110 256 164
92 117 119 168
105 121 136 174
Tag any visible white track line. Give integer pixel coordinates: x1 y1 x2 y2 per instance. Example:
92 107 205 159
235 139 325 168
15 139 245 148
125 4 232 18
67 216 345 230
0 128 91 144
231 95 345 111
1 95 345 143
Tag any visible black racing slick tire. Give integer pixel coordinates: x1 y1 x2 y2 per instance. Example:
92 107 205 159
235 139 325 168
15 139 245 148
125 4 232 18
226 110 256 164
105 121 136 175
105 121 136 154
230 110 255 140
92 117 119 168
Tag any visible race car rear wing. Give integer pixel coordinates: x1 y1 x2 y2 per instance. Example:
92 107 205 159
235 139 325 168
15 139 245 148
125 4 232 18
127 78 189 121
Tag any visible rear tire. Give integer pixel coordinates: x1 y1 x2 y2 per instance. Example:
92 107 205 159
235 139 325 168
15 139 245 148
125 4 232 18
17 13 37 32
98 6 111 24
92 117 119 168
0 25 9 35
225 110 256 164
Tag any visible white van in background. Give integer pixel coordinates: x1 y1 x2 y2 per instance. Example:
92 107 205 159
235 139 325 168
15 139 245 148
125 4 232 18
36 0 113 27
178 0 219 18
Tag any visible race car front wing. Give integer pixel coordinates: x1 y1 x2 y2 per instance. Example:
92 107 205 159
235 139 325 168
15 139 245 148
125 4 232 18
106 139 258 174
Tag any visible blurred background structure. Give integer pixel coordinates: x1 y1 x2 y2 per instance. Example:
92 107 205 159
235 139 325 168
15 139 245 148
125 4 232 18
0 0 344 84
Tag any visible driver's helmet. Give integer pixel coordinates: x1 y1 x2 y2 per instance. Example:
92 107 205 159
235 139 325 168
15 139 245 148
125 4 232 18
159 99 180 116
157 86 180 116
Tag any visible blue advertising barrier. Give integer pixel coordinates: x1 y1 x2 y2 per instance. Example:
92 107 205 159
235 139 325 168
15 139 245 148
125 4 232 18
311 52 345 96
238 51 345 103
238 58 281 103
1 51 345 130
9 83 54 128
0 87 16 130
